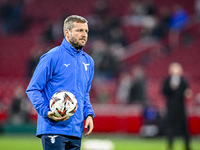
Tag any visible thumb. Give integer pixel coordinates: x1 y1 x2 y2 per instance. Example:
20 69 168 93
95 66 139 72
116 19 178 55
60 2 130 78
85 121 88 128
48 111 54 117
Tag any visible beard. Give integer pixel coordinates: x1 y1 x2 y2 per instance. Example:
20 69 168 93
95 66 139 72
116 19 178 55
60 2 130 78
69 36 87 50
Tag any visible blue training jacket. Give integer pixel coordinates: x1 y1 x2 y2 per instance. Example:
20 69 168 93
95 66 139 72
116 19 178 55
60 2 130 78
26 38 95 138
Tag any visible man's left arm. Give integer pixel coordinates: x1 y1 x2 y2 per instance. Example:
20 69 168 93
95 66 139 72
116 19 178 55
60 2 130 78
183 79 193 99
84 63 95 136
84 114 94 136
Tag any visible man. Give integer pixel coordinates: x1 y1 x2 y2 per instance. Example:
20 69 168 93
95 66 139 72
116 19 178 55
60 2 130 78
129 66 147 105
26 15 95 150
162 62 192 150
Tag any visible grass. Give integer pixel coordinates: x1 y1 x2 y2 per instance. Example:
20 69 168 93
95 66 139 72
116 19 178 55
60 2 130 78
0 134 42 150
0 133 199 150
82 134 200 150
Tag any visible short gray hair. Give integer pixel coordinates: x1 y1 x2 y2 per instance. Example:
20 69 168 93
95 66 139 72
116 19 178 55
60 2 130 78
63 15 88 36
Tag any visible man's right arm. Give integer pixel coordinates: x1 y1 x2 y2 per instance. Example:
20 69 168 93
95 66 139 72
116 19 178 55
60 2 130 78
26 53 70 121
26 54 52 118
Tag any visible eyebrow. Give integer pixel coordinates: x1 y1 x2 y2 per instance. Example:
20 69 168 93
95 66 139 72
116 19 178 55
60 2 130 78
75 28 89 32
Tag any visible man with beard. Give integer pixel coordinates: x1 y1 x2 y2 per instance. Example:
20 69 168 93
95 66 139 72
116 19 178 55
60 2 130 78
26 15 95 150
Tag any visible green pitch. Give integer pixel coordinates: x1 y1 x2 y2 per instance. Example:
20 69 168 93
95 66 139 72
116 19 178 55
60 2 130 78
0 134 200 150
0 134 42 150
83 134 200 150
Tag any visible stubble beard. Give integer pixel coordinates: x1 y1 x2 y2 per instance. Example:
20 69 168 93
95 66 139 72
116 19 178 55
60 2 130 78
69 37 87 50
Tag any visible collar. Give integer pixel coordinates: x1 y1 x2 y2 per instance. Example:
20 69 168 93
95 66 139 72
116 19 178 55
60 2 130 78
60 38 83 56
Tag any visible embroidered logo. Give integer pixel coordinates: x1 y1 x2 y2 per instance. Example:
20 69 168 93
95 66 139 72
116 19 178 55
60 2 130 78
64 64 70 67
83 62 90 71
48 135 58 144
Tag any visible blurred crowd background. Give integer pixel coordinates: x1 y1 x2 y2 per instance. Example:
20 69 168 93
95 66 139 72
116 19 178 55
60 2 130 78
0 0 200 138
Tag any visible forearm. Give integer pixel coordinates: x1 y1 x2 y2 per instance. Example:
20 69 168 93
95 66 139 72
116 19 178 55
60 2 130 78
26 89 49 118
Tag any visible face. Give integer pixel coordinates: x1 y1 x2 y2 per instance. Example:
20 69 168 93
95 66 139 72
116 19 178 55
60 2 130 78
169 63 183 76
65 22 88 50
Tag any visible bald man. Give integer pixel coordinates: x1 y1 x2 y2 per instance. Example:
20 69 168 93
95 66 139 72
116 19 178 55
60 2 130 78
162 62 192 150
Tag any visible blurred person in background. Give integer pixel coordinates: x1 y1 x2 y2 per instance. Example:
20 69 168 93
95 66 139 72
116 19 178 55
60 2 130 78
0 0 13 34
168 5 189 49
0 95 6 134
26 15 95 150
10 0 24 32
195 0 200 20
90 39 119 79
140 102 161 138
162 62 192 150
128 65 147 105
169 5 189 33
116 71 132 104
9 85 31 125
26 47 44 78
149 7 171 40
87 0 118 41
39 15 67 45
0 0 24 34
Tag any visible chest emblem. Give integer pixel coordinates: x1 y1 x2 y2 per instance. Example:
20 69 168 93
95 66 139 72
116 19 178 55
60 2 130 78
83 62 90 71
64 64 70 67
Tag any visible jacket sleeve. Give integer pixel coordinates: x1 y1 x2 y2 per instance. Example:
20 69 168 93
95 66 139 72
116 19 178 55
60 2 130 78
83 62 95 120
162 78 171 98
26 53 55 118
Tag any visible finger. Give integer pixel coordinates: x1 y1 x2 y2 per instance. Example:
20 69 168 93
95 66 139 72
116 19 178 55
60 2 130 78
84 121 89 129
48 111 69 121
51 116 59 121
85 127 92 136
48 111 55 117
63 117 69 121
58 116 70 121
85 124 93 136
54 116 68 121
49 112 53 116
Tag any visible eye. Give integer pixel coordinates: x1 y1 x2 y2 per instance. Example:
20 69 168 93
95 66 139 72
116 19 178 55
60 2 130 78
76 29 88 33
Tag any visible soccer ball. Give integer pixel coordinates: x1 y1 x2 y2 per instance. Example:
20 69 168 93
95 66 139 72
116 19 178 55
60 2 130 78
50 91 78 117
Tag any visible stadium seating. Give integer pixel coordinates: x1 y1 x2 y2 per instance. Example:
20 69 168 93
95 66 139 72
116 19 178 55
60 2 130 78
0 0 200 135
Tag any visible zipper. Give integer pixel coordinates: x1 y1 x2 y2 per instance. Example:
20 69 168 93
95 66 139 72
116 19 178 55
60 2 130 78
72 55 78 136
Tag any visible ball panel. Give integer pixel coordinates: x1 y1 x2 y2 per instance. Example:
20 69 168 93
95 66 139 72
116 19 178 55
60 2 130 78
50 91 78 118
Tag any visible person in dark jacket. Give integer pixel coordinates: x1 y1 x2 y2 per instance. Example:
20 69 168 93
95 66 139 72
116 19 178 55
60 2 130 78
129 66 147 105
162 62 192 150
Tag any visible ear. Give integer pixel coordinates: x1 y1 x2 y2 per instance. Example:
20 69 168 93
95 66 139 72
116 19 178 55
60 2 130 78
64 29 70 38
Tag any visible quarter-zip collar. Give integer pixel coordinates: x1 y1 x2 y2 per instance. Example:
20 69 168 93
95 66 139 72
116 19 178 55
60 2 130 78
61 38 83 56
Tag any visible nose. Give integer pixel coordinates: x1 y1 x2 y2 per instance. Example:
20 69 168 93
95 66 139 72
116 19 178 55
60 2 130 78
82 31 88 37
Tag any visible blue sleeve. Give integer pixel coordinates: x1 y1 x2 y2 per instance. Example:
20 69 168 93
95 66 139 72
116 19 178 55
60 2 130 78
83 62 95 120
26 53 55 118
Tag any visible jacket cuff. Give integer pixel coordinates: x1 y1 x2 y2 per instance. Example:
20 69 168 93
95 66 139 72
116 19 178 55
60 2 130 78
86 114 94 120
